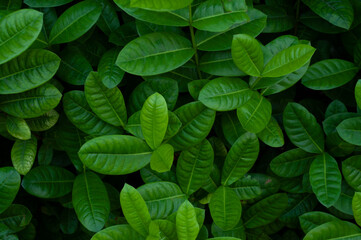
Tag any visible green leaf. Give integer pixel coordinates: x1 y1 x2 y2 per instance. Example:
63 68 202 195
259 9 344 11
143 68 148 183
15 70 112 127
85 71 127 127
11 136 37 175
176 138 214 195
176 200 199 240
98 48 125 88
138 181 186 219
0 49 61 94
192 0 248 32
63 91 122 136
91 224 144 240
221 111 246 145
303 221 361 240
120 184 151 236
270 148 316 178
325 100 348 118
309 153 342 207
0 167 20 214
199 51 245 77
337 117 361 146
130 0 192 11
230 176 262 200
49 0 102 44
78 135 152 175
221 132 259 186
302 59 359 90
141 93 168 149
256 5 294 33
150 144 174 173
323 112 359 136
209 186 242 231
256 117 284 148
243 193 288 228
236 90 272 133
72 171 110 232
342 156 361 191
0 84 62 119
356 80 361 109
168 101 216 151
299 211 339 234
353 192 361 226
24 0 73 7
0 204 32 233
0 9 43 64
25 110 59 132
21 166 75 198
332 181 354 215
301 0 354 29
262 44 316 78
96 0 121 36
231 34 263 77
283 102 324 153
198 77 252 111
6 116 31 140
116 32 195 76
165 111 182 140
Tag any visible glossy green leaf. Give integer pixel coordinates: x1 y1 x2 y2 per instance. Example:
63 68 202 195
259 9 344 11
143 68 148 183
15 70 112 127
353 192 361 226
332 181 354 215
221 111 246 145
301 0 354 29
199 51 245 77
49 0 102 44
116 32 194 76
236 90 272 133
98 48 125 88
120 184 151 236
342 156 361 191
0 167 20 214
11 136 37 175
323 113 359 136
243 193 288 228
270 148 316 178
283 102 324 153
78 135 152 175
130 0 192 11
0 9 43 64
256 5 294 33
302 59 359 90
0 204 32 233
141 93 168 149
176 200 199 240
6 116 31 140
138 181 186 219
337 117 361 146
24 0 73 7
176 138 214 195
0 84 62 119
256 117 284 147
21 166 75 198
209 186 242 231
72 171 110 232
231 34 263 77
309 153 342 207
63 91 122 136
192 0 248 32
325 100 348 118
168 101 216 151
0 49 61 94
96 0 121 36
299 211 339 234
303 221 361 240
25 110 59 132
230 176 262 200
85 71 127 127
91 224 144 240
262 44 315 78
150 144 174 173
221 132 259 186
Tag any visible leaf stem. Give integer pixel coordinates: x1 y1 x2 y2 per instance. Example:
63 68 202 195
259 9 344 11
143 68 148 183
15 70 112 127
189 5 202 79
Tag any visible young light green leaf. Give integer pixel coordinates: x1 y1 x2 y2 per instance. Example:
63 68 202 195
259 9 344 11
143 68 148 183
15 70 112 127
353 192 361 226
262 44 316 78
130 0 193 11
342 156 361 191
0 9 43 64
79 135 152 175
198 77 252 111
141 93 168 149
302 59 359 90
150 144 174 173
49 0 102 44
176 139 214 195
337 117 361 146
221 132 259 186
116 32 195 76
91 224 144 240
283 102 324 153
231 34 263 77
176 200 199 240
11 136 37 175
21 166 75 199
6 116 31 140
209 186 242 231
120 184 151 237
309 153 342 207
85 71 127 127
72 171 110 232
0 167 20 214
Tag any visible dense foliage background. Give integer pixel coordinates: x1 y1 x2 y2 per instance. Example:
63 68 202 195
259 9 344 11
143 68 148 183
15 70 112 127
1 0 361 239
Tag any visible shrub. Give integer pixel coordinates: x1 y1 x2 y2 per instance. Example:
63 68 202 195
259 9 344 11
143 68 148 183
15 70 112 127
0 0 360 239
